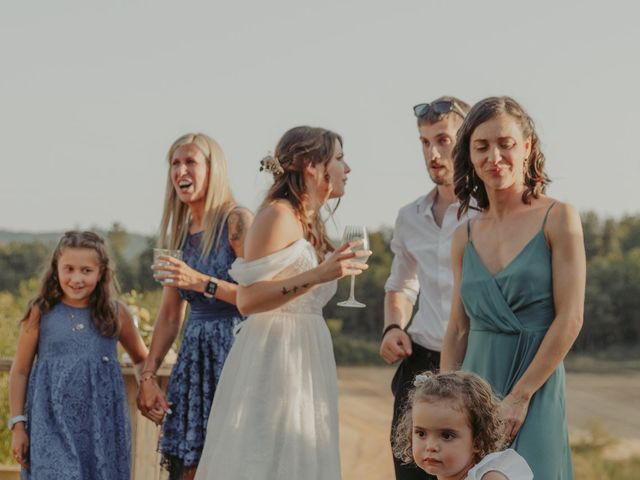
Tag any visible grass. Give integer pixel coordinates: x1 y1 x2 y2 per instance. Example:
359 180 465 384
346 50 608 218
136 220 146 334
572 422 640 479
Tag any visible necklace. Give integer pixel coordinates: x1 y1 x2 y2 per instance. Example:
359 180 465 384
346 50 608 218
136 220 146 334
63 304 86 332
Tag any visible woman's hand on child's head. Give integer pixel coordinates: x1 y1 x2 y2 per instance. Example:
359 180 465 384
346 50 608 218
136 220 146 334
11 426 29 469
501 392 530 441
152 256 205 291
316 240 371 283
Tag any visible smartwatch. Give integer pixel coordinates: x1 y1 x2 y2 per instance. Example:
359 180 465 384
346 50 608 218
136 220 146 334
203 277 218 298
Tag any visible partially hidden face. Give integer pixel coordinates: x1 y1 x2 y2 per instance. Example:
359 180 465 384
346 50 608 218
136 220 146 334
418 115 461 186
323 138 351 199
411 399 478 480
57 247 102 307
469 113 531 192
170 143 210 205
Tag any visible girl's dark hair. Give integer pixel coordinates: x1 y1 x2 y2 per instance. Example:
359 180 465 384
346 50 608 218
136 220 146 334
20 230 120 337
453 96 551 218
392 371 506 465
261 126 343 259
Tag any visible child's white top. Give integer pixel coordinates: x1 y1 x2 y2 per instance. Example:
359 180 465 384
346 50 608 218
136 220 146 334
466 449 533 479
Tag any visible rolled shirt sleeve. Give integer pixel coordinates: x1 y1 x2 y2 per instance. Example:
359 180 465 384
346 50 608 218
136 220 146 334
384 212 419 305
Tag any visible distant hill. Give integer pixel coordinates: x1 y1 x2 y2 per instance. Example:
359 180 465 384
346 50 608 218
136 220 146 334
0 229 152 260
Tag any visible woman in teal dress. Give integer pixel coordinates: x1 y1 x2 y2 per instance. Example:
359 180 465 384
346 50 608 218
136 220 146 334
441 96 586 479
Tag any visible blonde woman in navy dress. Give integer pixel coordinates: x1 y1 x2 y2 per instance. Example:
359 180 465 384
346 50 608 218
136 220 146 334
137 133 253 480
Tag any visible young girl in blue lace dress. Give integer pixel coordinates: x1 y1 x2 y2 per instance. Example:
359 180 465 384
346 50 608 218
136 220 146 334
393 371 533 480
136 133 253 480
8 230 149 480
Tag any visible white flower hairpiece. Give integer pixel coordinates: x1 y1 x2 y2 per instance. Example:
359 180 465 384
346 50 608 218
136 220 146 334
413 374 430 387
259 154 284 176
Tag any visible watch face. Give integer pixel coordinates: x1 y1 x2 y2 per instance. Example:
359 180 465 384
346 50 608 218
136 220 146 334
206 280 218 296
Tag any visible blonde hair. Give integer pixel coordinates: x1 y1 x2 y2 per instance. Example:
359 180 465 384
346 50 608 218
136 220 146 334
158 133 236 259
392 371 506 465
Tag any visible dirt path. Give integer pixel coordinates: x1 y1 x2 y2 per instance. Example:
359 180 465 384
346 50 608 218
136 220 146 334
337 367 640 480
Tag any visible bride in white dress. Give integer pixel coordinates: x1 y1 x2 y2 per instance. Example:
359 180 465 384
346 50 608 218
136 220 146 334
195 126 370 480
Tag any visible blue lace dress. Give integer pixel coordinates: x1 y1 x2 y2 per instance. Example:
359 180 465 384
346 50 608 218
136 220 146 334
23 303 130 480
159 227 244 477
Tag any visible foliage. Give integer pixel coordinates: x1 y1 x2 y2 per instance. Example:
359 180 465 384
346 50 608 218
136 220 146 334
327 318 384 366
0 241 49 293
324 228 394 343
2 212 640 357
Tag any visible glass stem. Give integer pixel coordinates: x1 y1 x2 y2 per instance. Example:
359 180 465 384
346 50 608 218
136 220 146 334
348 275 356 300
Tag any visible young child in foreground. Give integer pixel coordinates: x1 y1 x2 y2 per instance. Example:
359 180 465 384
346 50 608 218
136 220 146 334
8 231 154 479
393 371 533 480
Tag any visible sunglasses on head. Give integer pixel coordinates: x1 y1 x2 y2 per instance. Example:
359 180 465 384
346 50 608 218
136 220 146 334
413 100 461 118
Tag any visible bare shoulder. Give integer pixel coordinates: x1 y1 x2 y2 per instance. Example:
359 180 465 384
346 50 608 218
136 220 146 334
227 207 255 256
115 301 136 329
115 300 132 319
244 200 303 261
227 207 255 240
22 304 42 333
452 220 471 250
544 199 583 241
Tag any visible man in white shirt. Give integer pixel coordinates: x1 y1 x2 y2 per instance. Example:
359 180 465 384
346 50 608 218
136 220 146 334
381 96 474 480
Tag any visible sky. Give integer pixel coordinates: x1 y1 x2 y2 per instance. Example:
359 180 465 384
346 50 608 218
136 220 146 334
1 0 639 239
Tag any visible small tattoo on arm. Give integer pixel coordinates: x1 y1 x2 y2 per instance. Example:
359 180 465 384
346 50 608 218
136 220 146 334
281 283 311 296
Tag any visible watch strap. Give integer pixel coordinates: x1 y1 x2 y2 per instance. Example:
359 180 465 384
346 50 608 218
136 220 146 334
8 415 27 430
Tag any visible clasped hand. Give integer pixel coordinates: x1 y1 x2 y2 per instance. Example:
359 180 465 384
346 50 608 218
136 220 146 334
315 240 371 283
137 380 171 425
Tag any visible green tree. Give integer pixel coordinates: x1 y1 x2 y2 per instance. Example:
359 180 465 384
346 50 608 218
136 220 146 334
107 223 136 291
0 242 49 293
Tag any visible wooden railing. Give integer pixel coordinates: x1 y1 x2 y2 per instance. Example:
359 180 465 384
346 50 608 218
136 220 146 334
0 358 172 480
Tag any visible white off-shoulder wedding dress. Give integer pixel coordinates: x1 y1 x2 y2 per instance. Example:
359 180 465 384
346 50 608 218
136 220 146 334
194 238 341 480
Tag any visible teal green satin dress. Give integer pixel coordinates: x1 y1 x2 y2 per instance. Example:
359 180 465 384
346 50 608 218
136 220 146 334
461 204 573 479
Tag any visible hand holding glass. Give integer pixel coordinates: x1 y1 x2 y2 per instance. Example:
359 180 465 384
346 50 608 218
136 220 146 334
337 226 370 308
153 248 183 284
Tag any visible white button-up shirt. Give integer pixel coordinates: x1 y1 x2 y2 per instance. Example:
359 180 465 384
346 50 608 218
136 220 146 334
384 189 476 352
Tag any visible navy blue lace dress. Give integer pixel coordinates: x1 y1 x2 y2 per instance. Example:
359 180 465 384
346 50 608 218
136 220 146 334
159 227 244 478
23 303 130 480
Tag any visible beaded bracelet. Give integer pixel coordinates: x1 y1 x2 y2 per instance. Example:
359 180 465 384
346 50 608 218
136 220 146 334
381 324 402 339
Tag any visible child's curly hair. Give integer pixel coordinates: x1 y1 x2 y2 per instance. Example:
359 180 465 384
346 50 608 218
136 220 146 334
392 371 506 465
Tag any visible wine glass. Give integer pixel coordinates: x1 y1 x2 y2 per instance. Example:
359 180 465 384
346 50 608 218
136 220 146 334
337 225 370 308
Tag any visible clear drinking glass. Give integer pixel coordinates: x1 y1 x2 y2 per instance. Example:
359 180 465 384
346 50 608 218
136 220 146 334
337 225 370 308
153 248 183 284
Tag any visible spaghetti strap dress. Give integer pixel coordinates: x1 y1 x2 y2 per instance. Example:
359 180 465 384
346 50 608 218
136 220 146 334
460 203 574 479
